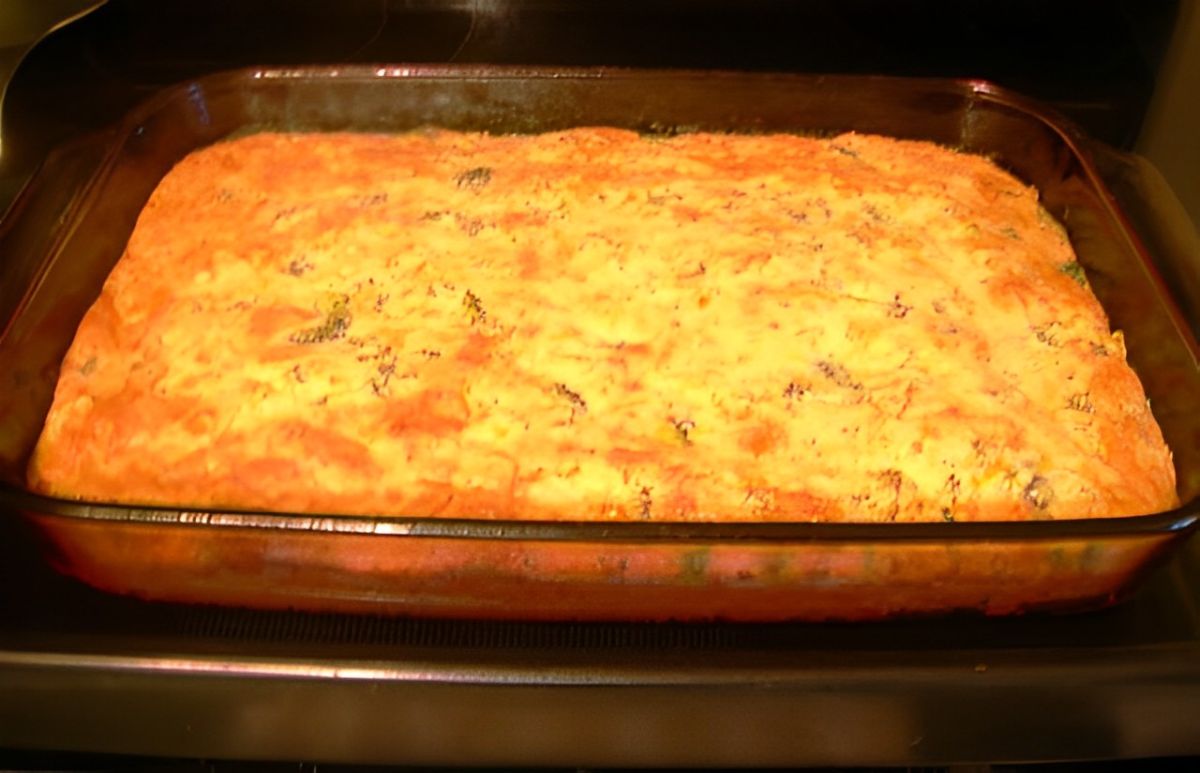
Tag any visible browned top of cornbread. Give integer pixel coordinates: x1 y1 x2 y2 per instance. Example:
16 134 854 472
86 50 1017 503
27 129 1177 521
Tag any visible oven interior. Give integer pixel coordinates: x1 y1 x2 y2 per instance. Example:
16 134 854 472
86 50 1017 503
1 0 1199 768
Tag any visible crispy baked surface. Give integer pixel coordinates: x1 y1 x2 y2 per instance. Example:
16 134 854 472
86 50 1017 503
28 130 1177 521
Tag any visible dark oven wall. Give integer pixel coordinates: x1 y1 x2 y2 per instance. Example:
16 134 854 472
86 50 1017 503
0 0 1183 190
3 1 1200 768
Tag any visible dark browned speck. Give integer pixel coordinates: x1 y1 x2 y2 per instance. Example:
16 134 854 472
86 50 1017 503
554 383 587 420
1060 261 1088 287
638 487 653 519
455 167 493 191
1067 393 1095 413
287 257 313 276
455 213 485 236
945 474 961 497
782 381 808 400
672 418 696 444
354 192 388 207
862 203 887 222
1023 475 1055 512
1034 323 1062 347
463 290 486 324
817 360 862 390
273 206 300 224
290 300 351 344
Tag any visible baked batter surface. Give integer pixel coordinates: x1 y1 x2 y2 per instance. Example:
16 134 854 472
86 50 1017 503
28 130 1177 521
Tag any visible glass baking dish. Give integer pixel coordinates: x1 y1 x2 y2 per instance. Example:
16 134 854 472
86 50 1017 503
1 66 1197 621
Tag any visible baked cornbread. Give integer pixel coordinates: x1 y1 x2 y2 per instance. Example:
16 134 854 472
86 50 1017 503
28 129 1177 522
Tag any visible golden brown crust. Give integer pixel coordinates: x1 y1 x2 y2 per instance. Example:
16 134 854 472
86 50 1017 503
28 130 1177 521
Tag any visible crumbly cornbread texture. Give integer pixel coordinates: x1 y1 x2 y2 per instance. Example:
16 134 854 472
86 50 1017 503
28 129 1177 521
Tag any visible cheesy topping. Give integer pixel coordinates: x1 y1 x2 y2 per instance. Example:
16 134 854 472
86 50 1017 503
28 129 1177 521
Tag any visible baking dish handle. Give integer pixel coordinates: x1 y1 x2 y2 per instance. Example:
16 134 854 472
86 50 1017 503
1088 142 1200 346
0 127 117 338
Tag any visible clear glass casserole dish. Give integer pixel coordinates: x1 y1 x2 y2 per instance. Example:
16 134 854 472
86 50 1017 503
0 66 1196 621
